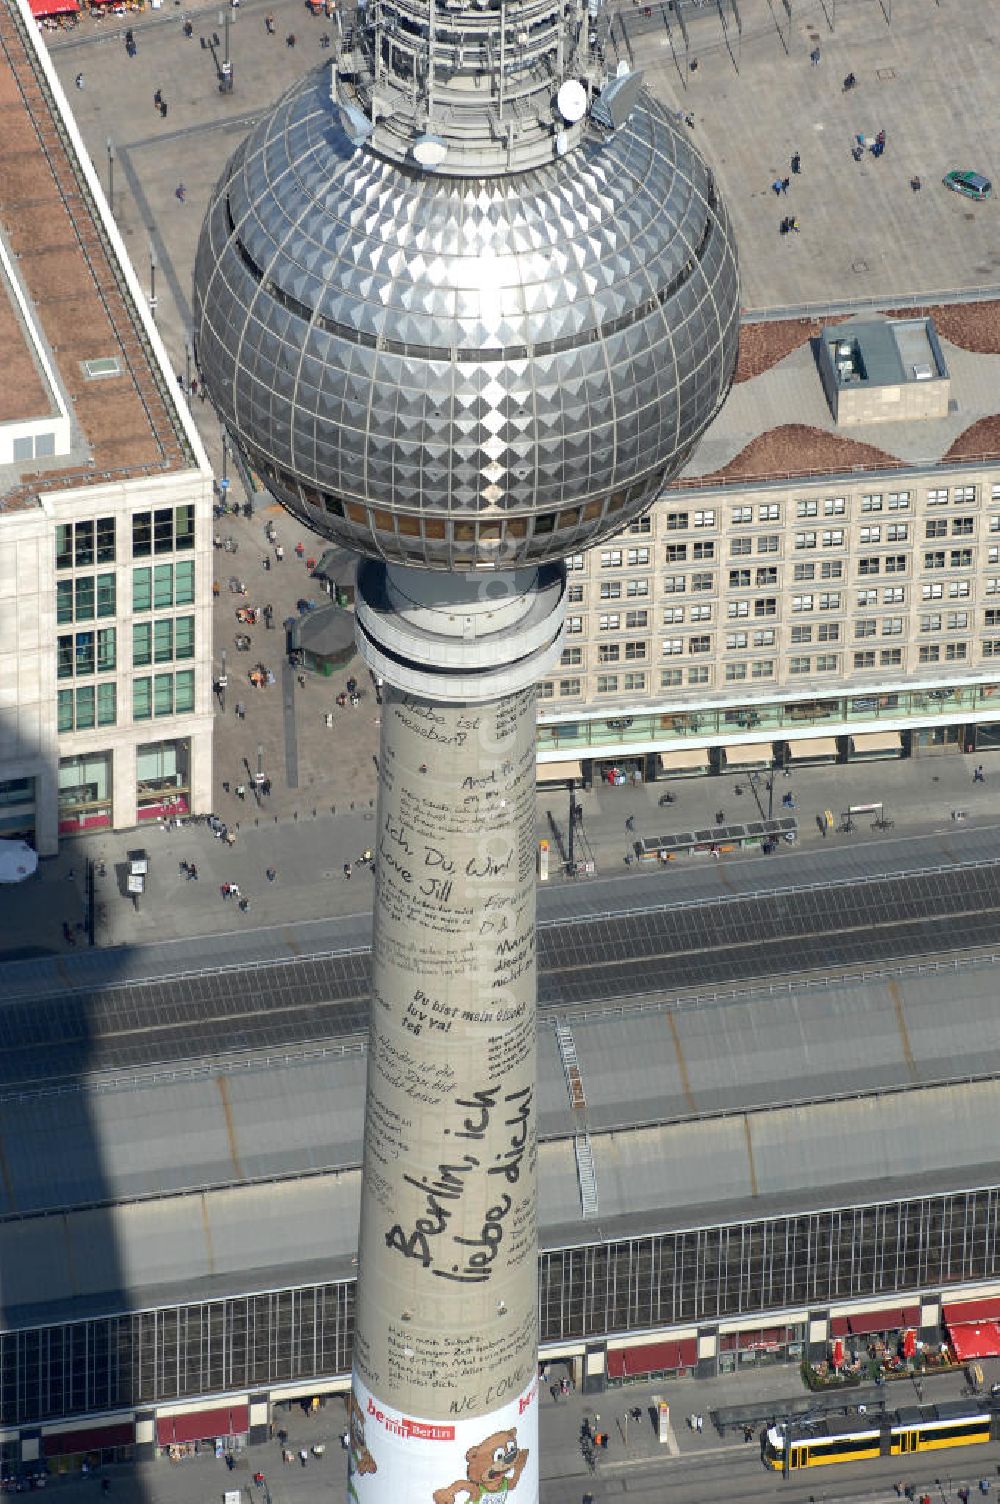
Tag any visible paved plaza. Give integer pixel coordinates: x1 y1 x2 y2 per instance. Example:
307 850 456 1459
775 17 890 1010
35 0 1000 883
3 736 999 955
18 1357 1000 1504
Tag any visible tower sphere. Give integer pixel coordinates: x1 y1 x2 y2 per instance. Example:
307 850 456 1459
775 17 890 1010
193 55 739 572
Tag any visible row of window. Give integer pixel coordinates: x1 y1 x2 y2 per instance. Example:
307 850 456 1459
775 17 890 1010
60 672 195 727
55 508 195 572
570 584 1000 635
57 683 117 733
546 638 994 695
56 565 196 624
595 551 995 599
57 619 194 679
660 486 987 532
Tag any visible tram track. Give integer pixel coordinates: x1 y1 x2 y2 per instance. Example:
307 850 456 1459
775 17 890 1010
1 861 999 1089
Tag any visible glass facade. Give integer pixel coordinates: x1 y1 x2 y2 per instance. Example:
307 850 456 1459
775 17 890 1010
537 680 1000 755
6 1184 1000 1426
57 751 112 833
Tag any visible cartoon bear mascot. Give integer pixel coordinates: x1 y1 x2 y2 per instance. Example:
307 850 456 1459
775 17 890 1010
433 1429 528 1504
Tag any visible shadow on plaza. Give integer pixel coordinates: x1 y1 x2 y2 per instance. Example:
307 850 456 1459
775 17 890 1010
0 730 162 1486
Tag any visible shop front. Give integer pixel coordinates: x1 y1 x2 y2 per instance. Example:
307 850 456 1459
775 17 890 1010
595 758 644 786
784 735 840 766
911 724 963 756
0 777 36 841
137 740 190 821
657 747 710 779
720 741 773 771
42 1422 134 1475
848 731 904 760
58 752 112 835
606 1335 697 1385
155 1403 248 1461
718 1324 804 1373
537 759 583 786
944 1297 1000 1363
970 722 1000 752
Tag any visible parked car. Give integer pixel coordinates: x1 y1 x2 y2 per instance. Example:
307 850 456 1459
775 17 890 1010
943 169 992 201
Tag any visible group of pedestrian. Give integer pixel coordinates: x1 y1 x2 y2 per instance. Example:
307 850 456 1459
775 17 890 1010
153 88 168 118
688 1412 705 1433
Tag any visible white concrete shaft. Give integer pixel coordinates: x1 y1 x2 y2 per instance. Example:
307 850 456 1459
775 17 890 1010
350 683 539 1502
354 562 566 703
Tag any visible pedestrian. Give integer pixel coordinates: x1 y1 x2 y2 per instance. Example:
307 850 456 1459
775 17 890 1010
160 98 168 118
175 183 186 203
625 814 635 832
344 862 352 880
809 45 820 64
153 87 163 109
974 764 985 783
75 72 84 88
771 178 782 197
714 810 725 825
286 31 296 45
781 176 790 194
265 12 275 30
275 544 284 561
696 1414 703 1433
791 151 801 174
188 863 198 881
266 867 276 882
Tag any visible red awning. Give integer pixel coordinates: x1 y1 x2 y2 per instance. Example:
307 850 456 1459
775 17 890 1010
944 1297 1000 1327
606 1338 697 1380
156 1406 249 1446
42 1423 133 1458
29 0 79 15
829 1306 920 1338
948 1322 1000 1363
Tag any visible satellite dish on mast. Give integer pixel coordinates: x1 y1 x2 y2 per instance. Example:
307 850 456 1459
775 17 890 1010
556 78 587 124
412 134 449 168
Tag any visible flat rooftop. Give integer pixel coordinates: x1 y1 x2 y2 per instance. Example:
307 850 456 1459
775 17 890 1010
0 249 50 425
0 0 194 512
672 302 1000 488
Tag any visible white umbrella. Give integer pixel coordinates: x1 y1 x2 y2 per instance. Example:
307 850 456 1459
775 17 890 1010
0 840 39 883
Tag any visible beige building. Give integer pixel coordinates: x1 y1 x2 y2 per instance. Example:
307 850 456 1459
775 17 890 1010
537 311 1000 782
0 0 213 854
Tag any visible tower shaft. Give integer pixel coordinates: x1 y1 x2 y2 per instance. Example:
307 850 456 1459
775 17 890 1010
351 686 540 1502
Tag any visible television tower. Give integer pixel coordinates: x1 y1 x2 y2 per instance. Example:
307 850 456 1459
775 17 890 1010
193 0 739 1492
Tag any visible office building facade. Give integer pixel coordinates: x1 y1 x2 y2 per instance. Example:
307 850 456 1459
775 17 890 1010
536 314 1000 779
0 0 213 854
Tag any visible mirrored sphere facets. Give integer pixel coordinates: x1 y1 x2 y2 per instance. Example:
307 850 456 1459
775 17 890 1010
193 66 740 570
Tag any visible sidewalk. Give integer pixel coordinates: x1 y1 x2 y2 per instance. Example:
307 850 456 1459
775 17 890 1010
20 1356 1000 1504
3 743 999 960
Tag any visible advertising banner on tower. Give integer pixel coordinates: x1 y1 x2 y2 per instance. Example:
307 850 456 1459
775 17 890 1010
347 1374 538 1504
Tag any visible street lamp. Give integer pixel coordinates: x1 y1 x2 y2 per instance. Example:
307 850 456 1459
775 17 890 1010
106 137 115 214
148 241 158 321
184 335 192 395
218 7 234 89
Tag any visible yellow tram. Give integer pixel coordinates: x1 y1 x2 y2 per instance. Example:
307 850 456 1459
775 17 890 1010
763 1399 997 1473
